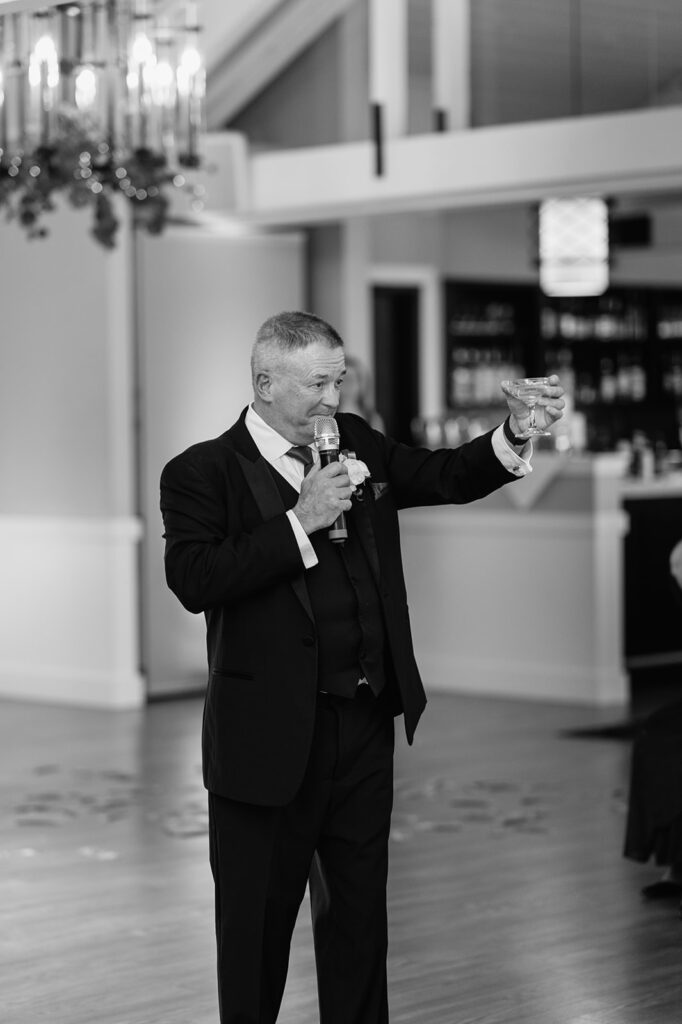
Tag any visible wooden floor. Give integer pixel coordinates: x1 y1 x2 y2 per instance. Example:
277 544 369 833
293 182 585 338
2 689 681 1024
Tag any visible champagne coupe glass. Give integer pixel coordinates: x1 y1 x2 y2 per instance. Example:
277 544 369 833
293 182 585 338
501 377 551 439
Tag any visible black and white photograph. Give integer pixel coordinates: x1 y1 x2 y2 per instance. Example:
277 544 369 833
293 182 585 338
2 2 682 1022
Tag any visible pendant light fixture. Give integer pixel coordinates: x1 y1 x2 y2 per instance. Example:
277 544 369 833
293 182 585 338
538 196 610 297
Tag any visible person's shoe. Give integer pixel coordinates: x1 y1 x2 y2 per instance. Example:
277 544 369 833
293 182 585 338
641 879 682 899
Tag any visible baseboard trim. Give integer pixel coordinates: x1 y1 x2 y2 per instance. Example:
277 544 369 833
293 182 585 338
418 652 629 707
0 665 146 709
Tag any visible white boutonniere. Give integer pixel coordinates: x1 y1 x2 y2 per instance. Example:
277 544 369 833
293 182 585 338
339 450 371 499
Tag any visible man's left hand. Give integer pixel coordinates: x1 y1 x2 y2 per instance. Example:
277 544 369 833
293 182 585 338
502 375 566 436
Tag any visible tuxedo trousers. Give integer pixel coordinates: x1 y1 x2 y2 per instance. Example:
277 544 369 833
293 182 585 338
208 685 395 1024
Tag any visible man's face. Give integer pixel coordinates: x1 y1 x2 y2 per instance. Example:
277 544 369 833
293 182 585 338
258 340 346 444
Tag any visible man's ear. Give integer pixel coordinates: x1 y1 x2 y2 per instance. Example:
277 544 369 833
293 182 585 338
254 372 272 403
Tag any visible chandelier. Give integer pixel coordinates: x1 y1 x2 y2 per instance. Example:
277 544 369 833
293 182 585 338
538 197 610 298
0 1 205 247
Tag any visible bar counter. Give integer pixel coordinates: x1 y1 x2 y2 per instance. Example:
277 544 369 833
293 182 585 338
399 454 682 708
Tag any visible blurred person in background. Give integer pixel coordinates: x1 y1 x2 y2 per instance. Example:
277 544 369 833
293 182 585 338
337 353 385 430
624 538 682 913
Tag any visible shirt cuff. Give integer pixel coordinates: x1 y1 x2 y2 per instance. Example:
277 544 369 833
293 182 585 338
286 510 319 568
491 423 533 477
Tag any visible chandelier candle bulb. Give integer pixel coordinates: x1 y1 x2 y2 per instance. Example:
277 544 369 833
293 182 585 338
28 11 59 148
175 0 204 166
105 0 124 152
57 6 81 108
151 22 176 160
127 18 153 150
2 14 23 150
74 4 85 70
71 4 101 121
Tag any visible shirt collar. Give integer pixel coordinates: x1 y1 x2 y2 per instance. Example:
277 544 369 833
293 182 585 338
245 404 314 462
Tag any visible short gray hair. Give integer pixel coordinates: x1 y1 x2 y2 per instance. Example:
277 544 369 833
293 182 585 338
251 311 344 379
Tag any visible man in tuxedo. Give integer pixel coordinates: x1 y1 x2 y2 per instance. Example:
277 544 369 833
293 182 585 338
160 310 564 1024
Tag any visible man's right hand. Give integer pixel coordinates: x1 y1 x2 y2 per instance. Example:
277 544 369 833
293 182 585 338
293 462 354 535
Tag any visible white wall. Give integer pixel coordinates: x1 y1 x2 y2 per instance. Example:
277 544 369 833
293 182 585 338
138 224 305 696
369 210 445 268
0 200 143 707
0 204 135 516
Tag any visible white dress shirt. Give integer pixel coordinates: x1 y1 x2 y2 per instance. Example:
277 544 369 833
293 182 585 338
245 405 319 567
244 405 532 569
491 424 533 476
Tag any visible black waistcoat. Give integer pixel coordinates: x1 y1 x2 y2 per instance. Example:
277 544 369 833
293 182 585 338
268 468 387 698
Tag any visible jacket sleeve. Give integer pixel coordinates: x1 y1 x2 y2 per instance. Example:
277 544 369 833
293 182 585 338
376 425 518 510
160 454 305 614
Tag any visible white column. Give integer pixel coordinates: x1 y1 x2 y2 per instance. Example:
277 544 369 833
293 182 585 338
340 217 372 364
368 0 408 138
432 0 471 131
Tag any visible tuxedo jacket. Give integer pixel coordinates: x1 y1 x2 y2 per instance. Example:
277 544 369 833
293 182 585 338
160 409 517 807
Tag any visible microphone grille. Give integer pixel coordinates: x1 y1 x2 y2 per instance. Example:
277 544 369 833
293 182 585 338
313 416 339 442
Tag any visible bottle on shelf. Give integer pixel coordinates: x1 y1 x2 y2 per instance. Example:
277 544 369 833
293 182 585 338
629 359 647 402
451 348 473 406
616 355 632 400
654 436 669 477
663 351 682 398
630 431 655 479
576 371 597 405
629 305 647 340
658 309 682 340
594 310 619 340
599 358 617 402
472 349 489 404
541 307 558 340
450 344 524 408
549 349 575 454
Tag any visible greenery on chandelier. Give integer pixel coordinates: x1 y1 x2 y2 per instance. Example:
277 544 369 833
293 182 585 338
0 109 200 249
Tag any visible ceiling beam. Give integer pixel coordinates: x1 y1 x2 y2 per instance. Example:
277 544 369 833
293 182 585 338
241 106 682 224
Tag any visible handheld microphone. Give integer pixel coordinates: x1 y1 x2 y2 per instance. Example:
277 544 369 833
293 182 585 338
313 416 348 544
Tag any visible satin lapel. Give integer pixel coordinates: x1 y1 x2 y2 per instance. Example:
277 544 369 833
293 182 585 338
223 413 314 623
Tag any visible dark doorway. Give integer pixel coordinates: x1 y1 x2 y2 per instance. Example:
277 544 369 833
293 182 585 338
372 286 420 443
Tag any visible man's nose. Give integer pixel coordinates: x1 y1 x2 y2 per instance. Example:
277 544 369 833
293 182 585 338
320 383 339 411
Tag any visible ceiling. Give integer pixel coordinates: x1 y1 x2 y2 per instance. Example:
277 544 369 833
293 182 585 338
205 0 682 146
408 0 682 127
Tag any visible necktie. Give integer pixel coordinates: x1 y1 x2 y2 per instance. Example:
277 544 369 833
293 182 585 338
287 445 314 475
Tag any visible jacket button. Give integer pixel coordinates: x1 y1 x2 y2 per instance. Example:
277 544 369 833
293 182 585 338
302 636 315 647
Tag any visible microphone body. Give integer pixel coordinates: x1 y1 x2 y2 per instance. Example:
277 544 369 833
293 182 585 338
313 417 348 544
